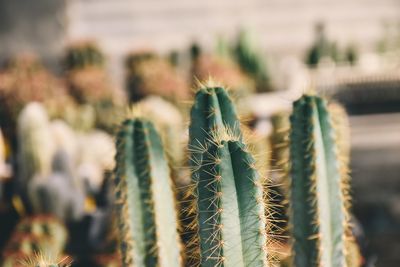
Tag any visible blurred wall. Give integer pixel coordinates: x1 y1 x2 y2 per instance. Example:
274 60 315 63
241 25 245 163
0 0 399 72
67 0 400 55
0 0 67 69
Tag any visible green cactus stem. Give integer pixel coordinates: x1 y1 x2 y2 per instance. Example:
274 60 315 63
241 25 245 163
187 85 271 266
113 118 182 267
289 95 347 267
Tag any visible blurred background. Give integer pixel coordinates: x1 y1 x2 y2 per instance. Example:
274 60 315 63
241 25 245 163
0 0 399 266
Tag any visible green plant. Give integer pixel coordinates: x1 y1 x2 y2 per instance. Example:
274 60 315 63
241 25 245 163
186 85 272 266
125 52 189 103
234 29 270 92
64 42 104 71
289 95 348 267
113 118 182 267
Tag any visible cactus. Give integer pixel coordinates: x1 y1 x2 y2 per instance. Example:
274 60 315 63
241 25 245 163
186 85 272 266
17 103 55 198
125 52 189 103
19 252 72 267
191 54 255 99
0 56 72 142
289 95 348 267
113 118 182 267
64 41 104 70
234 29 271 92
134 96 185 170
28 150 85 221
2 216 68 267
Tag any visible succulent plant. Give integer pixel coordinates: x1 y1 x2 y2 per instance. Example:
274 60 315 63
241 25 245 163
234 29 271 92
28 150 85 221
113 118 182 267
186 85 273 266
2 216 68 267
0 56 72 142
191 53 255 99
289 95 348 267
63 41 105 71
125 52 189 103
17 103 55 197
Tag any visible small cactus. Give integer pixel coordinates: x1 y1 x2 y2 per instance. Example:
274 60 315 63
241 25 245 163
113 118 182 267
2 216 68 267
125 52 189 103
289 95 348 267
234 29 271 92
63 41 104 70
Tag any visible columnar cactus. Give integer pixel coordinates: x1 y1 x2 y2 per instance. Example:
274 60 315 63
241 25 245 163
289 95 347 267
113 118 182 267
187 85 271 266
17 103 55 194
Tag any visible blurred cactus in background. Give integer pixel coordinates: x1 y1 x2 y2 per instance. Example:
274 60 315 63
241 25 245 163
17 103 55 200
234 29 271 92
289 95 353 267
1 216 68 267
125 52 190 103
113 119 182 267
0 56 73 142
191 45 255 99
28 150 85 222
64 41 105 71
64 42 125 133
134 96 186 179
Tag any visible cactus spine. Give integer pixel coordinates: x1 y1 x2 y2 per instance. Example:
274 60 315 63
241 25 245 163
188 85 270 266
289 95 347 267
114 119 182 267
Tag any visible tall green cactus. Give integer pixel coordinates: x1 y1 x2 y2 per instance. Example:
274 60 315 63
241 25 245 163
187 85 271 266
113 118 182 267
289 95 347 267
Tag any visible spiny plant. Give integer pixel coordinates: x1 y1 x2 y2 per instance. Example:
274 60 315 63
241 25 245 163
289 95 349 267
17 102 55 201
63 41 104 71
125 52 189 103
234 29 271 92
113 118 182 267
0 55 72 142
20 252 72 267
2 216 68 267
185 85 273 266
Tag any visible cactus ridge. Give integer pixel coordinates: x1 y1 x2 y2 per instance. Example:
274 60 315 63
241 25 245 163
289 95 347 267
114 119 182 267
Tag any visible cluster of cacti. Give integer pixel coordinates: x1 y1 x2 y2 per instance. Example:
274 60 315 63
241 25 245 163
109 84 360 267
113 118 182 266
125 52 190 103
0 56 73 141
1 216 68 267
63 42 105 71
